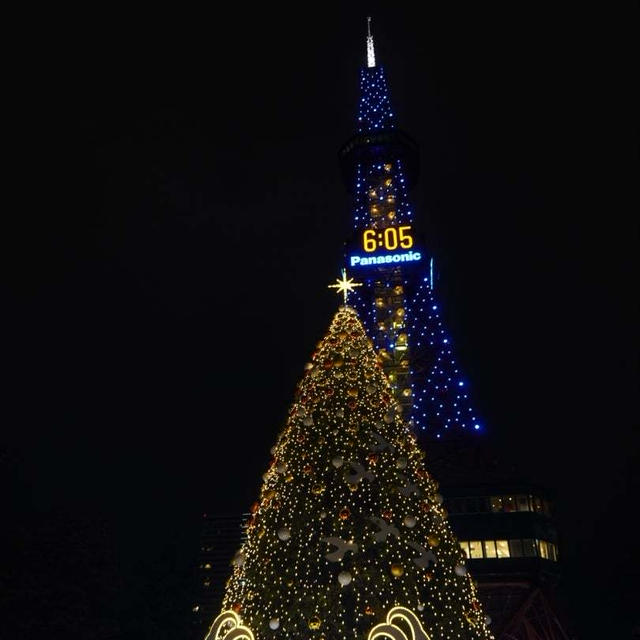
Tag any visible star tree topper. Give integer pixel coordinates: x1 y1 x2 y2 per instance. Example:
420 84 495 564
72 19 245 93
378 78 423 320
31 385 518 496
328 268 362 304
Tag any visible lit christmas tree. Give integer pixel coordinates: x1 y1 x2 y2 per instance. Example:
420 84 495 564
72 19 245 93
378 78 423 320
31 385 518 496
207 305 492 640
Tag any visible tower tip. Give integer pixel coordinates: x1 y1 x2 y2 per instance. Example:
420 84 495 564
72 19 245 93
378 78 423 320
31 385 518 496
366 16 376 68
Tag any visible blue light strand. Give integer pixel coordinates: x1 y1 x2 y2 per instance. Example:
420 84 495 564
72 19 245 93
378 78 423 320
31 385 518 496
405 277 482 438
357 66 395 133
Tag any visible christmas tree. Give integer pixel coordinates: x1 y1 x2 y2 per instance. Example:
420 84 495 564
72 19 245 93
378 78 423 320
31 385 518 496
208 306 492 640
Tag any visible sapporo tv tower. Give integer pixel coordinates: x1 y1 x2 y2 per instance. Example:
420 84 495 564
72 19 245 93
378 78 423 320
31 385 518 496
336 20 571 639
341 18 482 444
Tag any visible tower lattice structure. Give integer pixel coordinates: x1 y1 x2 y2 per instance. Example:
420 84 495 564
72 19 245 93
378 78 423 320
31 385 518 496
341 26 482 443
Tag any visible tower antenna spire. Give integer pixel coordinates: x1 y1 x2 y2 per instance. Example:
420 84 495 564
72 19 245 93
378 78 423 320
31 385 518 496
366 16 376 68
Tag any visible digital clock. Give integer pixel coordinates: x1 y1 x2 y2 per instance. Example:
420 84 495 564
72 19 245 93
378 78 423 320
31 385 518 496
363 225 414 252
347 225 423 269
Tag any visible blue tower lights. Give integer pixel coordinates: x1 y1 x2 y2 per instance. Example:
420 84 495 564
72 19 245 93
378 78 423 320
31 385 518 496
357 65 395 132
345 28 482 440
405 277 482 438
352 157 412 230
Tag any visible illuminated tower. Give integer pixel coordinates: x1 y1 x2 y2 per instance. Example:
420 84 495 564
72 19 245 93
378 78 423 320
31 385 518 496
341 19 482 443
338 20 572 640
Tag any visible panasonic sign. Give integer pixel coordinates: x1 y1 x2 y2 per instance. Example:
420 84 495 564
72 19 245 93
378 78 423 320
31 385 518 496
349 251 422 267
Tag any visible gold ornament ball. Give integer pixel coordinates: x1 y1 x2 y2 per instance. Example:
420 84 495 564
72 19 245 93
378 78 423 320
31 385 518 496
427 534 441 547
348 483 358 492
339 507 351 520
308 615 322 630
390 563 404 577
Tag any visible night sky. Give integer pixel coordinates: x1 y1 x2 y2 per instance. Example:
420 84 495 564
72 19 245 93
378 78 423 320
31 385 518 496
6 4 637 639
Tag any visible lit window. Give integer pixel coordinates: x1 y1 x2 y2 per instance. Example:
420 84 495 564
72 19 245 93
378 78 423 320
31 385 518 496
503 496 516 512
516 495 530 511
550 543 558 561
522 539 536 557
469 541 483 559
509 539 523 557
538 540 549 559
496 540 510 558
533 496 543 512
483 540 497 558
490 497 503 512
459 541 469 557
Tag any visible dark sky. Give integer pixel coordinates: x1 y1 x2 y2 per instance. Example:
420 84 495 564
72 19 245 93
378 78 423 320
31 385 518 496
6 3 637 639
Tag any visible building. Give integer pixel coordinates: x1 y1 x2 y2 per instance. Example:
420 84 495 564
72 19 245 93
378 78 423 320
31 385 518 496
191 513 248 639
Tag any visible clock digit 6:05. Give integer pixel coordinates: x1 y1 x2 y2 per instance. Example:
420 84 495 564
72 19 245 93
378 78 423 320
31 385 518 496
363 226 413 252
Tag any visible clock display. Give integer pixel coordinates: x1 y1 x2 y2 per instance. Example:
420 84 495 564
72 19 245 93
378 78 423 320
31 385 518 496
347 224 422 269
363 225 414 252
